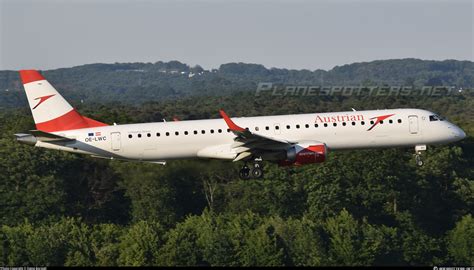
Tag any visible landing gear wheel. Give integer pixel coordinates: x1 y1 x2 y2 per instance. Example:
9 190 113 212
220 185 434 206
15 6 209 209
251 166 264 179
415 154 424 167
239 165 251 180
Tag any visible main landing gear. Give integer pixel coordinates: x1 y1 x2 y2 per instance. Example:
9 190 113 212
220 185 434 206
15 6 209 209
239 161 264 180
414 145 426 167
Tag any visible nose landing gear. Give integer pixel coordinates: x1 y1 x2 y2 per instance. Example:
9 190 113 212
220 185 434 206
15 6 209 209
414 145 426 167
415 154 424 167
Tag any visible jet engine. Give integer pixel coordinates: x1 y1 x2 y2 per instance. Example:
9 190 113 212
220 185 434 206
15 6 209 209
278 142 327 166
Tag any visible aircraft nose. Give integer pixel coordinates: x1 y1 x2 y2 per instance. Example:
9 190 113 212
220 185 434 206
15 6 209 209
451 125 466 140
459 128 466 139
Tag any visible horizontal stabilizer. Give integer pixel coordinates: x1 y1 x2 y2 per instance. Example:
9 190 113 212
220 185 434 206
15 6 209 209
29 130 75 142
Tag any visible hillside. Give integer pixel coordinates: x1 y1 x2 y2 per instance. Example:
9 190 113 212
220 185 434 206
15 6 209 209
1 59 473 266
0 58 473 108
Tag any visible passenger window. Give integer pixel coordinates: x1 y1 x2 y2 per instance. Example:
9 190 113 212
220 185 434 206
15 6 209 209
380 120 383 124
218 129 222 133
265 126 269 130
296 124 300 129
342 122 346 126
370 120 374 125
305 124 309 128
275 126 280 130
184 131 188 135
255 127 259 131
175 131 179 136
324 123 328 127
166 132 170 136
389 120 393 124
315 124 319 128
156 133 160 137
128 134 132 138
201 130 205 134
352 122 356 126
210 129 214 134
138 134 142 138
361 121 365 125
333 123 337 127
227 128 231 132
286 125 290 129
194 130 198 135
398 119 402 123
147 133 151 137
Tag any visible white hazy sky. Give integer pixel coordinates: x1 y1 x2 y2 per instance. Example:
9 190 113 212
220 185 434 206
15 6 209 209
0 0 472 71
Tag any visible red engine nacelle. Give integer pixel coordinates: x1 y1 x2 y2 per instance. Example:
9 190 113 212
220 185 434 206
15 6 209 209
278 143 327 166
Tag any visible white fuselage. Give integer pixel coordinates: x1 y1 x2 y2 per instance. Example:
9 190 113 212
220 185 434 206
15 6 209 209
36 108 466 162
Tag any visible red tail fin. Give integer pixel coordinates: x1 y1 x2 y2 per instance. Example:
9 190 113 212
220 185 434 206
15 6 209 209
20 70 108 132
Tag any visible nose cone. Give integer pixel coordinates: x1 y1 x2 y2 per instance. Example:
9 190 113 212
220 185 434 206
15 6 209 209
451 125 466 141
458 128 467 139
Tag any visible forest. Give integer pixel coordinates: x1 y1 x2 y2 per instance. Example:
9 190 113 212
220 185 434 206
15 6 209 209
0 59 473 266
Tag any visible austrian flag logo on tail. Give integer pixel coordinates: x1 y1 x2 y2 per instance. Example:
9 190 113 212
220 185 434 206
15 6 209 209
367 114 395 131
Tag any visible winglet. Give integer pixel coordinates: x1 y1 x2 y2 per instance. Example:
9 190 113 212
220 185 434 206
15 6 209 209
219 109 245 132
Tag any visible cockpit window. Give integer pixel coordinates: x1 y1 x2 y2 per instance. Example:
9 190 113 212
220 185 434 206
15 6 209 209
429 115 444 121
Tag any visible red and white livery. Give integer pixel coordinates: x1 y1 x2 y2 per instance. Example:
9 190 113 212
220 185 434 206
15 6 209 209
15 70 466 179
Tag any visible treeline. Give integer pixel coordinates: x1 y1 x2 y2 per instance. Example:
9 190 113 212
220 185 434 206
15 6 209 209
0 59 473 108
2 212 473 266
0 92 473 266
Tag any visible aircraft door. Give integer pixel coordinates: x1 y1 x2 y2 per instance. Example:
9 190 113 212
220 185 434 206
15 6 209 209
408 115 419 134
111 132 121 151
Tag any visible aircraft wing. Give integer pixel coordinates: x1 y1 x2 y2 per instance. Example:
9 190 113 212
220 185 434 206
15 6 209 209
219 110 294 161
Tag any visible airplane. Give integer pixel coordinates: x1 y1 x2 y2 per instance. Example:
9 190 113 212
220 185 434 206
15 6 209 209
15 70 467 179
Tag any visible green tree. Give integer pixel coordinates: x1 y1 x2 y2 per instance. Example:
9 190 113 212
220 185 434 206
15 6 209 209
90 223 123 266
446 214 474 265
270 216 326 266
157 216 205 266
395 212 442 265
1 222 33 266
324 209 398 266
117 221 164 266
227 212 285 266
113 161 206 227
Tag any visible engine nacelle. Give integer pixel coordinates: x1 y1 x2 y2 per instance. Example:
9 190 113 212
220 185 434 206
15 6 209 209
279 142 327 166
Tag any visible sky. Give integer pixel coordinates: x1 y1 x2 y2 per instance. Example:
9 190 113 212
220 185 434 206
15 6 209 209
0 0 472 71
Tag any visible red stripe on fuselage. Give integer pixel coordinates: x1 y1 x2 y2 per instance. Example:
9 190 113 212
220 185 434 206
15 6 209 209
36 109 108 132
19 70 46 84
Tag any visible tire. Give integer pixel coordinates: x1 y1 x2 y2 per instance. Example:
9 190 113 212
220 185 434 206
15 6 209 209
251 167 264 179
416 159 424 167
239 168 251 180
